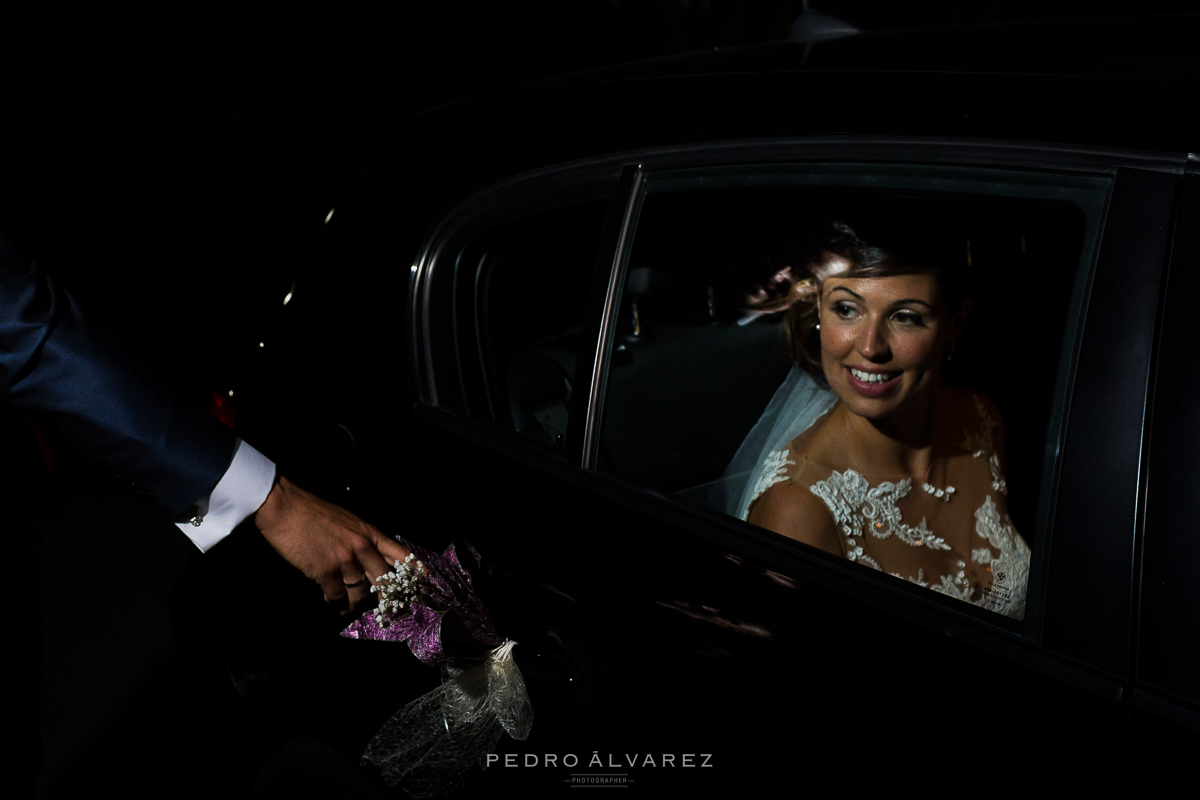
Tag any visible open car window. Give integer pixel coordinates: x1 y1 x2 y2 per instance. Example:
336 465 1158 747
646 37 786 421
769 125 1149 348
597 164 1110 627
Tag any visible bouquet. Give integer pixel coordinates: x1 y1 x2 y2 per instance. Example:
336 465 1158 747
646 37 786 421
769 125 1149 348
342 539 532 798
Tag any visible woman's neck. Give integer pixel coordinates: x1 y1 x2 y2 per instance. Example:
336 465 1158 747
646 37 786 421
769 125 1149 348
827 392 940 481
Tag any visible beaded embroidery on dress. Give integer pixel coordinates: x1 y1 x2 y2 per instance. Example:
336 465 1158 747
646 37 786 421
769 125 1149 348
743 393 1030 620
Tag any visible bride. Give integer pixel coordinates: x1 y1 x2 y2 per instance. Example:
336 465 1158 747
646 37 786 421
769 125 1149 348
728 219 1029 620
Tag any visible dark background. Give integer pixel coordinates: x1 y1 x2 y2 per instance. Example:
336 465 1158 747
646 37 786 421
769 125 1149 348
8 2 1193 796
7 0 1194 389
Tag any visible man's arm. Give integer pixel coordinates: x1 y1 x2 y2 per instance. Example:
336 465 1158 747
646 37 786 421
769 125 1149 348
179 438 409 609
1 232 405 610
0 232 233 519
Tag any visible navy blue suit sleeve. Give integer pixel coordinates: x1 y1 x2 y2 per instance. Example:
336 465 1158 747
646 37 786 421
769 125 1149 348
0 232 236 519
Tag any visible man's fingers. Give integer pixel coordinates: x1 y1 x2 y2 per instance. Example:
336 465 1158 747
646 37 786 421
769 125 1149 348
342 573 372 614
253 474 414 614
356 527 410 586
373 532 411 570
359 550 394 589
320 575 347 605
321 571 371 613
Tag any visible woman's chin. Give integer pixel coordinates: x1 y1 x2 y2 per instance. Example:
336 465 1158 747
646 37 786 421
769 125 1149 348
834 378 940 425
839 395 900 421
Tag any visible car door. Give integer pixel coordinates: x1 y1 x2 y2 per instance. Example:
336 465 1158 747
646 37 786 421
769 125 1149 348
409 138 1199 776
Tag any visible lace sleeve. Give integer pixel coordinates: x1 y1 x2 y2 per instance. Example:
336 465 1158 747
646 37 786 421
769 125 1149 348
743 447 851 562
742 448 796 520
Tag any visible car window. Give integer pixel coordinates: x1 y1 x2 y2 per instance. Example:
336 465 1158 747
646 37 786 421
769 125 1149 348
597 163 1109 625
421 185 614 450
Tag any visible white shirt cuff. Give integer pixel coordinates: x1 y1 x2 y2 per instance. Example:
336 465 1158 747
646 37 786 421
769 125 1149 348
176 439 277 552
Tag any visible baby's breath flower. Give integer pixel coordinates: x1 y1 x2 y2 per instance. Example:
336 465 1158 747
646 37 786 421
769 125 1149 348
371 552 427 627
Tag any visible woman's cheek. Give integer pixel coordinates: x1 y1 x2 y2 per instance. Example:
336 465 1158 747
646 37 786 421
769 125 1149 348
823 328 854 359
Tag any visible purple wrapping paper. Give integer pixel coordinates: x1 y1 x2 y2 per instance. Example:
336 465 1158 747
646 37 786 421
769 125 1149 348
341 539 503 666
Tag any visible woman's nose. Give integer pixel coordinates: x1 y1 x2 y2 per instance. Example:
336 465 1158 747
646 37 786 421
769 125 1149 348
857 319 891 361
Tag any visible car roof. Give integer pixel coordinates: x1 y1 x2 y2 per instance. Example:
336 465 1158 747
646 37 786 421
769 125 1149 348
536 14 1200 89
377 15 1197 223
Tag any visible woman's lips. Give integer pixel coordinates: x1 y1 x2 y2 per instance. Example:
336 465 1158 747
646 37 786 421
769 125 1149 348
845 366 902 397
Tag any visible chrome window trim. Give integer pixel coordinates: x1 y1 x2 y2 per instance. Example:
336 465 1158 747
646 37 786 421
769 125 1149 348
581 166 644 469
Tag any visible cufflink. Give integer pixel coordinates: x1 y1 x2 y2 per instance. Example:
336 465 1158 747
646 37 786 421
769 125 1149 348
178 505 204 527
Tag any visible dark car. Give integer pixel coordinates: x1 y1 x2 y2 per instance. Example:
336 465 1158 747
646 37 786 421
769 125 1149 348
187 14 1200 794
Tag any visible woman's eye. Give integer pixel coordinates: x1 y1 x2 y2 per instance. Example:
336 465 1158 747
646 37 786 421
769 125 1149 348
893 311 925 326
833 303 857 319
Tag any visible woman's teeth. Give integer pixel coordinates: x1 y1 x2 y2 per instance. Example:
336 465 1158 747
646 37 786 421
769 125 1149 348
850 368 894 383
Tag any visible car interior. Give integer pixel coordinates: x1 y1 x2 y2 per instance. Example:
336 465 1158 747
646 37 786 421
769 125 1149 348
598 183 1094 539
455 168 1107 551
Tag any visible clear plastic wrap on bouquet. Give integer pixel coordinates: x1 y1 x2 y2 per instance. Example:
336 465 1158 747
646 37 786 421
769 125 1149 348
342 539 532 797
361 642 531 799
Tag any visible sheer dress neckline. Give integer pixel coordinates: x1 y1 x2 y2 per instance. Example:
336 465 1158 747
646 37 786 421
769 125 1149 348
746 440 1029 620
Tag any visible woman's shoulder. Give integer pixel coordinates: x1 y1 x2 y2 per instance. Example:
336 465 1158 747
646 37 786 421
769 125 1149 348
747 463 842 556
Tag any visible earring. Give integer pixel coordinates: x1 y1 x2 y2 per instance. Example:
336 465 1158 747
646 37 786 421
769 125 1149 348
815 323 821 330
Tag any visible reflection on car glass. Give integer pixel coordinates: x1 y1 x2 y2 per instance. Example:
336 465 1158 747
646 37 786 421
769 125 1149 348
730 216 1029 619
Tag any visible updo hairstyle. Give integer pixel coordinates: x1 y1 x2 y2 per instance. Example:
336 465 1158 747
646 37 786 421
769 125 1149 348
785 216 970 388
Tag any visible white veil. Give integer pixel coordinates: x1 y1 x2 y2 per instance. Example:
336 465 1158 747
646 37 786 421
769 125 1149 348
709 365 837 521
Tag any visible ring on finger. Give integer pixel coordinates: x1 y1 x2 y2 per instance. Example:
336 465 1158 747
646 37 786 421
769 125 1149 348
343 577 367 588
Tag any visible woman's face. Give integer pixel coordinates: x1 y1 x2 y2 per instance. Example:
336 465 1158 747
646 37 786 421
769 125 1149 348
819 272 958 422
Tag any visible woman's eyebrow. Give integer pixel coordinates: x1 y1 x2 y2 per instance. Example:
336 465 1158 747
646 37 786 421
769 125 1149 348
827 285 936 310
892 298 936 309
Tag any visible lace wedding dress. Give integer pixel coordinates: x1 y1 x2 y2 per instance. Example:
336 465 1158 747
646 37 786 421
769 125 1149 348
736 375 1030 620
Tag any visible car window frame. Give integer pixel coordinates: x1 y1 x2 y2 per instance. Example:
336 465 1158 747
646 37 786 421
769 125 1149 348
408 162 623 421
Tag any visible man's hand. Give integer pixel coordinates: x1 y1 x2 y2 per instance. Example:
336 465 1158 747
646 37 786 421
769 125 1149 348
254 475 410 613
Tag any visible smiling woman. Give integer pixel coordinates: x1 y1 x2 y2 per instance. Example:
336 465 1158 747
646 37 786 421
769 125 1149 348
593 165 1106 626
742 218 1029 618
